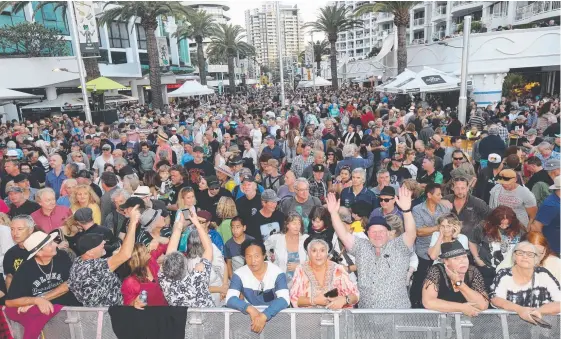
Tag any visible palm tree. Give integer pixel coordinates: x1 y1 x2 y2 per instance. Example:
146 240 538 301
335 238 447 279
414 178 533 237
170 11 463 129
303 4 363 89
355 1 420 74
173 10 216 85
300 40 330 76
0 1 101 80
98 2 191 111
206 23 254 95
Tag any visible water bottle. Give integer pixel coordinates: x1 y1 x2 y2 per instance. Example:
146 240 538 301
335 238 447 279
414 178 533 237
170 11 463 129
139 290 148 304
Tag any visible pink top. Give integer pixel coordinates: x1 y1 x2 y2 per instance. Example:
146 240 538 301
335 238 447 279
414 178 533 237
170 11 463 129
121 244 168 306
290 261 359 308
31 206 72 233
0 199 9 214
153 144 173 169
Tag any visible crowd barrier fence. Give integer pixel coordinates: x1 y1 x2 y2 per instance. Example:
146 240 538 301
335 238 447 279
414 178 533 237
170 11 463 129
4 307 560 339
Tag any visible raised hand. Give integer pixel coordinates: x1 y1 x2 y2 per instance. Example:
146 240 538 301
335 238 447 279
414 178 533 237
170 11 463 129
394 186 412 211
326 192 340 215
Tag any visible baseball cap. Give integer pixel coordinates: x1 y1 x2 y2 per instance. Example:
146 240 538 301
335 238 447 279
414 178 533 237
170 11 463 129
74 207 94 224
497 169 517 184
261 189 280 202
206 175 220 189
365 216 391 231
76 233 104 255
242 175 255 183
13 174 28 183
380 186 396 197
488 153 502 166
264 135 275 140
544 159 560 171
119 197 146 210
313 164 325 172
526 129 537 136
193 146 204 153
196 210 212 222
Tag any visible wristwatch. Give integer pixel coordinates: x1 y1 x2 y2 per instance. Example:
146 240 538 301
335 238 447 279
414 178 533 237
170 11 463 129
455 281 463 287
345 295 351 305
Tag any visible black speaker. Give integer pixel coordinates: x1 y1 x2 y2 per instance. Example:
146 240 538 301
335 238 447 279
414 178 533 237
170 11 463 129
91 109 118 124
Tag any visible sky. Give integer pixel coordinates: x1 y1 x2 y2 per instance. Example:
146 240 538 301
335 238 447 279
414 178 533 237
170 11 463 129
225 0 331 42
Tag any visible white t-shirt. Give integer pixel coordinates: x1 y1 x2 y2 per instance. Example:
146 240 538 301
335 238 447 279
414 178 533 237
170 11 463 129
93 155 114 173
489 185 537 227
429 232 469 264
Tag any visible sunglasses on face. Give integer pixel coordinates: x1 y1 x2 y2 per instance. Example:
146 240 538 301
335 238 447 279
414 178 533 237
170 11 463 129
497 175 515 181
453 157 464 161
379 198 394 202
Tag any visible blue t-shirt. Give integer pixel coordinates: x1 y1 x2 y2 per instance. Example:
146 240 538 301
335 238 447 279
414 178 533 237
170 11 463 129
535 193 560 255
224 235 255 273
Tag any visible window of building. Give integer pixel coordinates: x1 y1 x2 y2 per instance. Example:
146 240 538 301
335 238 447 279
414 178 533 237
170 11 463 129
0 4 27 27
136 24 147 50
111 51 127 64
109 22 130 48
33 2 69 35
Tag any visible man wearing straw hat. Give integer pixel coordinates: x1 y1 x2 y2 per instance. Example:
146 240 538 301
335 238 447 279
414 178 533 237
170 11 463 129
153 131 173 169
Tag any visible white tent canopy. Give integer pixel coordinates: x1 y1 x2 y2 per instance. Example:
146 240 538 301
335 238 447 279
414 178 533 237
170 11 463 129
296 76 332 88
0 88 41 102
376 67 469 94
21 93 84 112
168 81 214 97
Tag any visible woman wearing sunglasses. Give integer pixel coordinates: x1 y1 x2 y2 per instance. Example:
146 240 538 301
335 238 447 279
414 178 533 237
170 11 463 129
490 241 560 325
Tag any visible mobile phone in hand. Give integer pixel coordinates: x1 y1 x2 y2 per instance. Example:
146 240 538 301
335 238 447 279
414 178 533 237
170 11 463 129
324 288 338 298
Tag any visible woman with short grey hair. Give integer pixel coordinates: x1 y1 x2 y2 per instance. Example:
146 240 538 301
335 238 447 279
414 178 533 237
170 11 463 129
159 209 215 307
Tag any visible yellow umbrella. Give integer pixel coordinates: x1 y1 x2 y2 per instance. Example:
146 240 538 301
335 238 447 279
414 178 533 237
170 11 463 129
78 76 130 91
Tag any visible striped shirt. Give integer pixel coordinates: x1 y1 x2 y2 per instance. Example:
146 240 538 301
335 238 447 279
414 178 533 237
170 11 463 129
226 263 289 320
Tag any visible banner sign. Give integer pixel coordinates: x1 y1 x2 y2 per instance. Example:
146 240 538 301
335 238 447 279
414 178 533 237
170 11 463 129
74 1 99 55
156 37 170 67
421 75 446 85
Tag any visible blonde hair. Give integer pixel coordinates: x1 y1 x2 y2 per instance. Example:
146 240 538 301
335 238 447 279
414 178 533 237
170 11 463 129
70 184 100 208
0 213 10 226
61 216 83 237
128 244 151 282
177 187 196 210
216 196 237 219
402 179 423 198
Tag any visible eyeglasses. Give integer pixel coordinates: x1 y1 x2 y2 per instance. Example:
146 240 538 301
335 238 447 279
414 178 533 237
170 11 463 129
514 250 537 258
453 157 464 161
256 281 264 296
379 198 393 202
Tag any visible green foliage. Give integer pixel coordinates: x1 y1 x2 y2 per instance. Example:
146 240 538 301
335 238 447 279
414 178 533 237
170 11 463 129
207 23 255 59
173 10 217 43
354 1 420 24
303 3 363 41
0 22 68 57
457 21 483 33
502 73 526 97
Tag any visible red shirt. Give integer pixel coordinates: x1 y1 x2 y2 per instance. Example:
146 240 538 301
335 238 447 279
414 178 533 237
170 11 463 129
288 115 301 130
31 205 72 233
121 244 168 306
360 111 375 129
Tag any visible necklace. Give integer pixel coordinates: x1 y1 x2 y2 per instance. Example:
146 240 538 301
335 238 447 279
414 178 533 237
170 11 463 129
36 259 54 277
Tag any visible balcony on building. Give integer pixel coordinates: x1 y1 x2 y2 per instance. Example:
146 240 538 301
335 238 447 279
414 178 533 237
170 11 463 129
412 8 425 31
514 1 561 25
433 3 447 21
451 1 483 16
377 12 394 24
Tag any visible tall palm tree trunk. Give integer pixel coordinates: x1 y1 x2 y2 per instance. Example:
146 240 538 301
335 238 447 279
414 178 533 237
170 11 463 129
316 60 321 76
144 21 164 111
83 58 101 81
397 24 407 75
196 37 206 85
329 35 338 89
227 55 236 95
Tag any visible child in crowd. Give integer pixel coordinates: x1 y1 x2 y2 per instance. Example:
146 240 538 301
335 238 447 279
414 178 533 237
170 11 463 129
224 216 254 279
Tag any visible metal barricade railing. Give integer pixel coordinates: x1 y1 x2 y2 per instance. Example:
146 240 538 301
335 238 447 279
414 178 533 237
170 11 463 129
4 307 561 339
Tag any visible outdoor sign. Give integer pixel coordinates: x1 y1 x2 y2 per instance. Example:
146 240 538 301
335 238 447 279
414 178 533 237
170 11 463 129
156 37 170 67
395 77 415 88
74 1 99 55
421 75 446 85
406 88 421 93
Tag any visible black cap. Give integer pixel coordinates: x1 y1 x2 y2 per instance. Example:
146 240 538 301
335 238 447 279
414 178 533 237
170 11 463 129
13 174 29 184
193 146 204 153
205 175 220 188
440 240 468 259
351 200 372 218
379 186 396 197
313 164 326 172
366 216 391 231
76 233 104 255
241 175 255 183
119 197 145 210
74 207 94 224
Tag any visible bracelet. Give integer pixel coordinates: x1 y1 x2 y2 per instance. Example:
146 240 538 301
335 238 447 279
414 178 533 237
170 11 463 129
401 209 412 213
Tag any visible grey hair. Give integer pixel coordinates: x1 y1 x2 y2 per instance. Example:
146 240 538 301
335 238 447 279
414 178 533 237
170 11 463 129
35 187 55 202
186 229 205 259
114 158 127 167
377 168 389 177
342 144 357 158
11 215 35 230
352 167 366 183
162 252 188 281
294 177 310 190
306 238 330 253
110 188 130 202
123 174 140 193
512 241 540 266
385 214 404 236
537 141 552 151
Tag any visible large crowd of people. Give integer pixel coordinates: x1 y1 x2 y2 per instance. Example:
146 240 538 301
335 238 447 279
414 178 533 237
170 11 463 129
0 85 559 337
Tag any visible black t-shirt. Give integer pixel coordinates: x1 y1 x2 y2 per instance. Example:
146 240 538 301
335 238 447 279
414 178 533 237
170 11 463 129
7 251 81 306
8 200 40 219
90 183 103 199
245 210 285 243
526 169 554 191
195 188 232 221
387 165 412 186
209 139 220 160
236 194 263 226
447 120 462 137
184 160 216 186
3 245 29 277
169 182 188 206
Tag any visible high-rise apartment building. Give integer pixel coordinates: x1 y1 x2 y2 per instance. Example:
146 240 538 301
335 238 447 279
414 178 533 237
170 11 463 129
245 2 305 78
332 1 560 61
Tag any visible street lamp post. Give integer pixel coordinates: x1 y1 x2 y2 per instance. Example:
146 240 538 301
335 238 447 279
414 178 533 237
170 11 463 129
66 0 92 123
458 15 471 126
276 2 285 106
311 32 316 90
